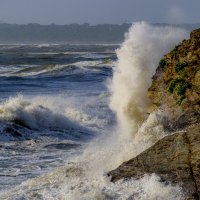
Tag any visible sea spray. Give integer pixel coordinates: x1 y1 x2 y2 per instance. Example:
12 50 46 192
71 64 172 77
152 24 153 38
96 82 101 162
0 23 189 200
81 22 189 198
109 21 189 137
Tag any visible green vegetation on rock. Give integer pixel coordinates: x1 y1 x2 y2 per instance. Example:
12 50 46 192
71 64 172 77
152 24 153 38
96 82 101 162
109 28 200 199
167 79 191 105
175 61 188 73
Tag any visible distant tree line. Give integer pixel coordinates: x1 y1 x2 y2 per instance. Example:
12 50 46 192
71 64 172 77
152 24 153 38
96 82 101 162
0 23 131 44
0 23 199 44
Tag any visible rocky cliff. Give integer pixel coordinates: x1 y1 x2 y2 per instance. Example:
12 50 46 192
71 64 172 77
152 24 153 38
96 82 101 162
148 28 200 130
108 28 200 200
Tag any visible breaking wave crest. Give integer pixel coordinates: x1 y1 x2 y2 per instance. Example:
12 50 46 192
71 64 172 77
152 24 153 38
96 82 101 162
0 95 80 130
0 94 109 141
2 60 114 77
0 22 189 200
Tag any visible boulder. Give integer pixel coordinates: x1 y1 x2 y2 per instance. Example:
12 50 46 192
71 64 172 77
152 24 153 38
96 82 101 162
108 124 200 200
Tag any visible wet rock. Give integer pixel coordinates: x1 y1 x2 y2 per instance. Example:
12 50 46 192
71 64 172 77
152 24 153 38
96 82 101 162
108 124 200 199
108 28 200 200
148 28 200 129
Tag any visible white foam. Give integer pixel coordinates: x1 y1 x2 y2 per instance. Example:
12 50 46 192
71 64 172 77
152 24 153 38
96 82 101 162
0 163 184 200
0 95 97 131
72 60 114 69
14 64 66 77
1 60 114 77
109 21 189 137
78 53 111 59
0 22 189 199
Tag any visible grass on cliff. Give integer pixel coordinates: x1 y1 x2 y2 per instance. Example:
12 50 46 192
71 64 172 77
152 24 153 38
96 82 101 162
167 79 191 105
175 61 188 73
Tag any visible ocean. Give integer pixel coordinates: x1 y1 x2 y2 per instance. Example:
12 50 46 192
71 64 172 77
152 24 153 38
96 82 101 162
0 22 189 199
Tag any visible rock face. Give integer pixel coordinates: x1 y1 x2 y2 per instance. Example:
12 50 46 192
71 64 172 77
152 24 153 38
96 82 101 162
108 28 200 200
148 28 200 130
108 124 200 199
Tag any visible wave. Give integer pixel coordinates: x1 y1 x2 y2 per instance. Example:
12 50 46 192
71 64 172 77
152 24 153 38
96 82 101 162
0 94 108 140
72 60 114 68
0 22 189 199
0 111 183 200
0 65 22 75
2 60 114 77
0 167 183 200
13 64 59 76
0 95 70 130
2 65 75 77
76 53 112 59
35 44 52 48
27 51 114 56
56 22 188 199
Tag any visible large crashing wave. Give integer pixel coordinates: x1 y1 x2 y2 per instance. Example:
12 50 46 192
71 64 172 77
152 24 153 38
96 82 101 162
109 21 188 137
0 22 189 200
0 94 109 140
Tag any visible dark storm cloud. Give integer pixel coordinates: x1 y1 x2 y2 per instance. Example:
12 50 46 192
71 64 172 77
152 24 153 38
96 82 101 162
0 0 199 24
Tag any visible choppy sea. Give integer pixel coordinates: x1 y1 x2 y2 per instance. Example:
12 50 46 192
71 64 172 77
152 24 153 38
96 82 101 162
0 44 117 192
0 22 189 200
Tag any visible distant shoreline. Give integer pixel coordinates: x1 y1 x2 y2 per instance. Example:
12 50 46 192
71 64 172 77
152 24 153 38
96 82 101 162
0 23 199 44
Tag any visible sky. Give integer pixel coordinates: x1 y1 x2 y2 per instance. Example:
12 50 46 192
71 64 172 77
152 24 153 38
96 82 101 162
0 0 200 25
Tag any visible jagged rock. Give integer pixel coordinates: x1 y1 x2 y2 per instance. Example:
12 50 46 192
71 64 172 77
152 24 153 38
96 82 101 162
148 28 200 130
108 28 200 200
108 124 200 200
